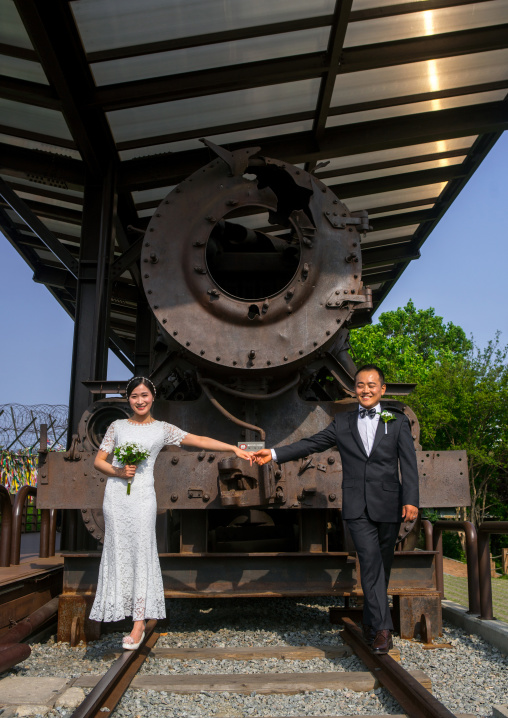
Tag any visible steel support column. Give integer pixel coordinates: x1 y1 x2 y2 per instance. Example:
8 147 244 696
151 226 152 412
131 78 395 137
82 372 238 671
134 294 154 376
67 164 117 441
64 165 117 550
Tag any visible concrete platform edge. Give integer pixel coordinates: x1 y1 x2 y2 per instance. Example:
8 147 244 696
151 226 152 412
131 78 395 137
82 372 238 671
442 600 508 655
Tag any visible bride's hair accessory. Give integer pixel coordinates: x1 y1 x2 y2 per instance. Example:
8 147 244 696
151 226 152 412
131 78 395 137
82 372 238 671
126 376 157 398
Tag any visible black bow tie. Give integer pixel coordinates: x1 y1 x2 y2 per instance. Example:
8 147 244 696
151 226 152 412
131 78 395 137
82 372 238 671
359 407 377 419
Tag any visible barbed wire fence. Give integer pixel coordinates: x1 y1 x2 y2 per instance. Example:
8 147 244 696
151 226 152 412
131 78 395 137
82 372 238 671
0 404 68 452
0 404 68 493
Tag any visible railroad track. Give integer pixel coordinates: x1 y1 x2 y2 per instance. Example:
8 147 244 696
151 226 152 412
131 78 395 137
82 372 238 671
67 617 458 718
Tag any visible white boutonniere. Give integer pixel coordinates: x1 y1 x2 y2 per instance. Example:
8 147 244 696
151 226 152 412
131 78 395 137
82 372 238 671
378 410 396 434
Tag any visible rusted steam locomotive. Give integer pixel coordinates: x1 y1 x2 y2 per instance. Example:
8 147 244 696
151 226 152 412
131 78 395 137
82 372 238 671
37 141 469 643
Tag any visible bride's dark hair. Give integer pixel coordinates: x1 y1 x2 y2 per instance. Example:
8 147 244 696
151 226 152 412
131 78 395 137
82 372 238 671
126 376 156 398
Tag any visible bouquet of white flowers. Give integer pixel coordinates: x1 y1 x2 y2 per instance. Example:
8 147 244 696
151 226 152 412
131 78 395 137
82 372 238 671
113 442 150 494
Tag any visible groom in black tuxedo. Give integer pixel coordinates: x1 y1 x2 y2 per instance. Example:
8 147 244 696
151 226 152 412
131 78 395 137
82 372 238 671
253 364 419 654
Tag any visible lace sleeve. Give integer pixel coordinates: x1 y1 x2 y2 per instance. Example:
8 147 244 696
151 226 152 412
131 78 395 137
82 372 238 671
162 422 188 447
99 422 116 453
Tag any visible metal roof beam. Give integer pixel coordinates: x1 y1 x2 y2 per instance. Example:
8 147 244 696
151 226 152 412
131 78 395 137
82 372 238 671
0 178 79 276
329 164 466 199
307 0 353 173
13 0 117 176
0 75 60 110
95 24 508 111
120 100 508 190
96 53 327 111
0 196 82 225
0 142 84 189
87 15 334 63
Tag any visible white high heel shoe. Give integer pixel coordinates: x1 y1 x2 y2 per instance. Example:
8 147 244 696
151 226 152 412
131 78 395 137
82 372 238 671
122 630 145 651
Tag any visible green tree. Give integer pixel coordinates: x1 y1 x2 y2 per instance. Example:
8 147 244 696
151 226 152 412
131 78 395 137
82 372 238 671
349 299 472 385
350 303 508 528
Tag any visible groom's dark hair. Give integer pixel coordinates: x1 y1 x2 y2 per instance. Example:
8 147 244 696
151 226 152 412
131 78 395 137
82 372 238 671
355 364 385 385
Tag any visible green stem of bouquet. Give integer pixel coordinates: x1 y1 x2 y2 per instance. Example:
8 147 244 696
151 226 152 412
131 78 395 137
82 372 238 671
127 481 131 495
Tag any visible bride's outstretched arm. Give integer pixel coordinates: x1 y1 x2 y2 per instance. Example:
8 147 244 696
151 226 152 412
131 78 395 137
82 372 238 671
180 434 253 464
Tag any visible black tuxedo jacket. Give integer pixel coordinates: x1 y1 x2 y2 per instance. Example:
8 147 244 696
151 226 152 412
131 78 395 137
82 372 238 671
275 406 419 523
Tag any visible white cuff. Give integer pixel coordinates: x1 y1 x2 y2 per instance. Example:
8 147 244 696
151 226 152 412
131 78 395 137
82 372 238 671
271 448 278 461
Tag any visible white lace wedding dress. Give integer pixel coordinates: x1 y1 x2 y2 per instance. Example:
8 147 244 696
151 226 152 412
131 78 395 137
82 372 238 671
89 419 187 623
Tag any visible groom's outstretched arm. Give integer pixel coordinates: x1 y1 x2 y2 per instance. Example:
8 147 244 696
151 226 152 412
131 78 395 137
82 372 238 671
253 419 337 465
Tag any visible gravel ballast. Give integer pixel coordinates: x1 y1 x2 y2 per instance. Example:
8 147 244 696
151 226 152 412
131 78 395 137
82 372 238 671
2 597 508 717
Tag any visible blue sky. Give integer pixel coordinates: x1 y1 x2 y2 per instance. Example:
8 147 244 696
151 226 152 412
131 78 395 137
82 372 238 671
1 133 507 406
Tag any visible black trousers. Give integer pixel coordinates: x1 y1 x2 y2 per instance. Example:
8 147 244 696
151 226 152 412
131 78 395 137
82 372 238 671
346 509 400 631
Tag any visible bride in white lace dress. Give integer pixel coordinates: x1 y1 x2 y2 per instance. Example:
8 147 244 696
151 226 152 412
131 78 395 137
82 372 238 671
90 376 252 649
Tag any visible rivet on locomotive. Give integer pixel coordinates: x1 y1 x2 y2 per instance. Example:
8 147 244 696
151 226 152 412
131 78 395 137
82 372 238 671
38 141 470 643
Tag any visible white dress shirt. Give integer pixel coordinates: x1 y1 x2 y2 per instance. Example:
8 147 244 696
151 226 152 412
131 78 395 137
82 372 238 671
357 403 381 456
271 403 382 461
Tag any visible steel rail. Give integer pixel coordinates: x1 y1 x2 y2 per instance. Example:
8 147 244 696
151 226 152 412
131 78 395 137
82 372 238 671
70 620 159 718
340 617 456 718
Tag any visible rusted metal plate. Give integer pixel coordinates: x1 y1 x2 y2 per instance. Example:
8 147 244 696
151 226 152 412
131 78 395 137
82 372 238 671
416 450 469 507
61 551 436 598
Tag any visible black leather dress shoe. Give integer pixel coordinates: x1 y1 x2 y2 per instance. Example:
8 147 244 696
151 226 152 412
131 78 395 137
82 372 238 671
371 629 393 654
362 624 376 645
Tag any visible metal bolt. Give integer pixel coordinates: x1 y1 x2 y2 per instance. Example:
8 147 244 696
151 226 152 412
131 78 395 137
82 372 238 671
262 301 269 313
249 350 256 360
206 215 217 223
194 266 206 274
171 493 178 502
299 350 304 355
329 493 336 501
186 341 190 346
203 494 210 502
284 356 288 361
173 330 178 335
163 318 167 323
208 454 215 461
326 330 331 335
154 304 159 309
144 273 149 278
285 287 295 300
216 356 221 361
150 252 159 263
302 263 309 279
266 360 271 365
226 200 238 206
328 456 335 465
233 360 237 365
171 456 179 465
200 350 205 355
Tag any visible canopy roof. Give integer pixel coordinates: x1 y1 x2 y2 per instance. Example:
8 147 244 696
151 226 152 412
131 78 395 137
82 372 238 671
1 0 507 367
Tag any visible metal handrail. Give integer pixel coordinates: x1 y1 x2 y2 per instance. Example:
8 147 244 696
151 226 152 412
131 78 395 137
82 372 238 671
0 485 12 567
421 518 433 551
477 521 508 620
432 520 480 615
10 485 37 565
